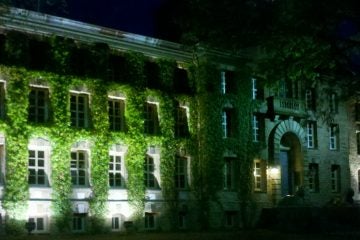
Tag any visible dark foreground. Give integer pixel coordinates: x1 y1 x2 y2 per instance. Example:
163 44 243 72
3 230 360 240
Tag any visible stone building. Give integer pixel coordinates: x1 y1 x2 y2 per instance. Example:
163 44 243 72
0 7 354 234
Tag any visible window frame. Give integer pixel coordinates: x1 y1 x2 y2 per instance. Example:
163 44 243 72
144 102 159 135
70 150 89 187
109 148 125 188
70 91 89 128
144 212 156 230
0 143 5 185
28 149 47 186
307 121 317 149
331 165 341 193
111 215 122 231
28 216 47 233
28 86 49 123
144 154 158 189
223 157 235 190
108 97 125 132
222 108 235 138
175 105 189 138
329 124 339 150
175 155 188 189
308 163 319 193
72 214 86 232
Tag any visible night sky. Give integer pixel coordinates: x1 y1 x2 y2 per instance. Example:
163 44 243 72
66 0 174 39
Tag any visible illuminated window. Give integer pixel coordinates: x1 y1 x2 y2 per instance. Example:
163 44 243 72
224 158 235 190
307 121 317 149
222 108 235 138
109 153 123 188
331 165 340 193
70 93 89 128
308 163 319 192
72 214 85 232
305 88 316 111
175 156 187 189
175 105 189 138
329 124 339 150
329 92 338 113
28 87 49 123
71 151 88 186
254 159 266 192
28 150 47 186
144 212 156 229
144 102 159 135
28 217 46 233
111 215 122 231
252 114 264 142
221 70 235 94
144 155 157 189
108 98 125 131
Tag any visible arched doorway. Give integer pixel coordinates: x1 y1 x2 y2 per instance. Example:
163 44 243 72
279 132 303 196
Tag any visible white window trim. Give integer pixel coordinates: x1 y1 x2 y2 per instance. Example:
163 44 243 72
252 115 259 142
108 97 125 131
28 216 48 233
145 148 160 189
254 160 262 192
307 122 315 149
111 214 123 231
109 148 126 188
72 215 86 232
28 140 51 187
70 147 90 187
222 111 227 138
329 125 338 150
252 78 257 100
221 71 226 94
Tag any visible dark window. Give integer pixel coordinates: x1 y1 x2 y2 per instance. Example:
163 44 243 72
174 68 191 94
175 105 189 138
175 156 187 189
222 108 236 138
108 98 125 131
144 155 157 188
309 163 319 192
28 88 49 123
305 88 316 111
70 93 89 128
144 102 159 135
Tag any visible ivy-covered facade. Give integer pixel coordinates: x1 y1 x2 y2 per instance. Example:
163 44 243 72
0 6 355 235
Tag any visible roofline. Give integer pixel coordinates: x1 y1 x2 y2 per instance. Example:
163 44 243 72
0 7 194 63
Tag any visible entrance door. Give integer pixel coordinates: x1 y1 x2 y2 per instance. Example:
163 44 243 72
280 150 292 196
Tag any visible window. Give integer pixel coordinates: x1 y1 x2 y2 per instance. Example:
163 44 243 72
28 87 49 123
109 154 123 188
28 150 47 186
72 215 85 232
355 102 360 122
331 165 341 193
144 155 157 188
305 88 316 111
222 108 235 138
144 102 159 135
308 163 319 192
252 78 264 100
358 170 360 193
0 144 4 184
224 158 235 190
224 211 237 227
307 121 317 149
329 124 339 150
175 156 187 189
252 114 264 142
178 212 186 229
175 105 189 138
357 130 360 155
70 93 89 128
108 98 125 131
111 215 122 231
71 151 88 186
221 70 235 94
28 217 46 232
0 82 5 119
144 212 156 230
329 92 338 113
254 159 266 192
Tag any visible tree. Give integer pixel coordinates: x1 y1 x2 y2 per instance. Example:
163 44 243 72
0 0 68 15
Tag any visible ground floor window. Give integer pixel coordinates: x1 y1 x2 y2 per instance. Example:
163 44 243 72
72 214 86 232
28 216 46 232
178 212 186 229
224 211 237 227
111 215 122 231
144 212 156 230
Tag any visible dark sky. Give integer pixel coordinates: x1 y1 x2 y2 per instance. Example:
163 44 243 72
66 0 174 39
